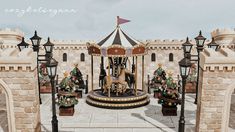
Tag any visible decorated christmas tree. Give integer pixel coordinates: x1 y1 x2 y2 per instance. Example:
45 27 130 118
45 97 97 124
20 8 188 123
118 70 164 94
38 63 50 87
158 71 180 116
57 72 78 108
187 63 197 83
151 64 167 97
70 64 85 89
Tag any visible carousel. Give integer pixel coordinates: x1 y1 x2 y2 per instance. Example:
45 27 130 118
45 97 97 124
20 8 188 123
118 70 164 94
86 22 150 109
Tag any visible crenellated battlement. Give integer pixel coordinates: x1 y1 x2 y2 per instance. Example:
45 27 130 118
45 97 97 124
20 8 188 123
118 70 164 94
0 48 36 71
211 28 235 38
0 28 234 51
200 48 235 71
146 39 211 50
0 28 24 38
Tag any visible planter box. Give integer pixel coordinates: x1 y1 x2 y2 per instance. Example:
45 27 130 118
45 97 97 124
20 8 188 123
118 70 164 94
75 89 83 98
153 91 161 98
59 106 74 116
162 105 177 116
40 86 51 93
185 82 196 93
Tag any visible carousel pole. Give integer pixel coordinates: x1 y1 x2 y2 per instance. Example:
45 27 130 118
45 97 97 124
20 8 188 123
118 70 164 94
142 55 145 93
91 55 94 91
100 56 104 91
135 56 138 96
132 56 135 73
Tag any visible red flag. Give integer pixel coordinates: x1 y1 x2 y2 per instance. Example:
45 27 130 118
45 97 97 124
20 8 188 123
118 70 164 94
117 16 130 25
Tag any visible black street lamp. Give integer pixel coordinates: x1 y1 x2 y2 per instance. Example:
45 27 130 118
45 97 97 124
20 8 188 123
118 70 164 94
182 37 193 54
17 37 29 51
178 57 191 132
194 31 206 104
17 31 54 105
30 31 42 52
43 37 54 59
46 57 58 132
30 31 43 104
195 31 206 49
207 37 219 51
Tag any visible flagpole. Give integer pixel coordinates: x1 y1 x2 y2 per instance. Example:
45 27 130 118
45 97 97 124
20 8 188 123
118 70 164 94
117 16 119 28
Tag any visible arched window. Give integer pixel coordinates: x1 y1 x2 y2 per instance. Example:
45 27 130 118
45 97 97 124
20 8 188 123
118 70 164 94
151 53 156 62
169 53 173 62
63 53 67 62
80 53 85 62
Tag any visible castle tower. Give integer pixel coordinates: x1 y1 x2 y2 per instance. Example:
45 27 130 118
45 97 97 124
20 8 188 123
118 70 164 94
0 28 24 49
211 28 235 47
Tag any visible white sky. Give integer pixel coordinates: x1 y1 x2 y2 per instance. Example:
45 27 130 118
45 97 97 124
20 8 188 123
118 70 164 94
1 0 235 41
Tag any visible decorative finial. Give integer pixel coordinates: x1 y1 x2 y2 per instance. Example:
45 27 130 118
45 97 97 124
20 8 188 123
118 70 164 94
199 30 202 36
74 63 78 67
63 71 69 77
186 37 189 42
167 70 173 76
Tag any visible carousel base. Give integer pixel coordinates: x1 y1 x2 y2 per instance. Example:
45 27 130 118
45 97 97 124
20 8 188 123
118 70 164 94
86 89 150 109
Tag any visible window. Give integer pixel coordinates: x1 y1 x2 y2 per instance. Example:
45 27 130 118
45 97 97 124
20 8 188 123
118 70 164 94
63 53 67 62
151 53 156 62
169 53 173 62
80 53 85 62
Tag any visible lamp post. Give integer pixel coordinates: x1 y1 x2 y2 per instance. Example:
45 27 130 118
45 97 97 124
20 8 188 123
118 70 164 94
207 37 219 51
178 57 191 132
17 31 54 104
30 31 42 104
46 57 58 132
194 31 206 104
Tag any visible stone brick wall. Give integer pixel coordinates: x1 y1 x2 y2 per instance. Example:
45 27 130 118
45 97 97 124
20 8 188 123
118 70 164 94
0 89 8 132
0 48 41 132
196 48 235 132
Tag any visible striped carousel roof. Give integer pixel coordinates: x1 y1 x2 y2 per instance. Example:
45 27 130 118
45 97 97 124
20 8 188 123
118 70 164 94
97 26 139 47
87 24 146 57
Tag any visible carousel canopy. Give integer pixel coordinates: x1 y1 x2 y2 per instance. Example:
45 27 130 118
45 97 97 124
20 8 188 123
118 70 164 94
97 26 139 47
87 20 147 57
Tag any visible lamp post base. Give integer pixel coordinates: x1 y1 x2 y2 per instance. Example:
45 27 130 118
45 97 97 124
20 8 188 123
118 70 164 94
194 98 197 104
178 120 185 132
51 115 58 132
39 98 42 104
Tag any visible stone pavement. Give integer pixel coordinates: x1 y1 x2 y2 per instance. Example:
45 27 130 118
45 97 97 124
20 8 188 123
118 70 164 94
39 93 235 132
40 93 197 132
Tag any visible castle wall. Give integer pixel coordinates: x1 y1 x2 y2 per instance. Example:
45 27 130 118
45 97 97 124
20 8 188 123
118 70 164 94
1 28 235 92
0 48 41 132
196 48 235 132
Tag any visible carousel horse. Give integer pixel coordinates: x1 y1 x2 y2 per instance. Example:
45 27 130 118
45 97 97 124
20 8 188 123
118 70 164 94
125 69 135 90
103 68 128 97
114 68 128 96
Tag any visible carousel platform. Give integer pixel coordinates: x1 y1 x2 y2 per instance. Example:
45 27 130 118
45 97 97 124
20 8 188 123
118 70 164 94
86 89 150 109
